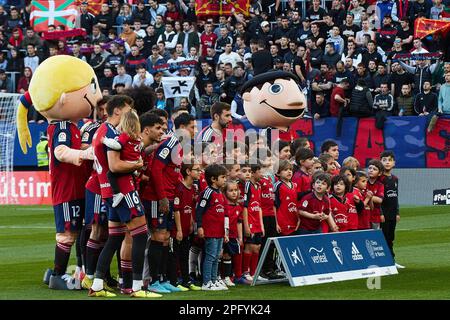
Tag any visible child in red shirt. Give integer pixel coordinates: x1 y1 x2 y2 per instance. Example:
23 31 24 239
274 160 299 236
355 171 373 230
103 110 143 207
340 166 364 230
168 163 201 290
329 174 352 232
292 148 314 201
223 181 244 286
367 160 385 230
298 173 337 234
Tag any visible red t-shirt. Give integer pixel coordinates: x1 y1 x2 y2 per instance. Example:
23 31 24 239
367 179 384 223
196 187 226 238
260 176 275 217
118 132 142 162
93 123 135 199
47 121 86 204
299 192 331 231
292 169 312 200
274 181 299 236
172 182 196 238
225 201 243 239
141 136 182 201
329 194 350 232
357 188 371 230
200 32 218 56
198 171 208 193
330 86 345 117
345 187 363 230
86 171 101 195
243 181 263 234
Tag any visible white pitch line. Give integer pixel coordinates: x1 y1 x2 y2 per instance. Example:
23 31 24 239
14 208 52 211
0 226 53 229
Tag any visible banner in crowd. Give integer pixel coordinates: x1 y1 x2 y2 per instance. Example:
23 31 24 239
42 28 87 40
0 171 52 205
195 0 250 16
30 0 79 32
254 230 397 287
433 189 450 205
414 17 450 39
13 116 450 168
162 76 196 98
75 0 105 15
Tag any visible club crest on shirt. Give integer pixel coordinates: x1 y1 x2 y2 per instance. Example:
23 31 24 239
200 200 207 207
302 200 308 208
82 132 89 142
58 132 67 142
159 147 170 159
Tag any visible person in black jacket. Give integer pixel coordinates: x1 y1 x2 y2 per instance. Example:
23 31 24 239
348 79 374 117
252 40 273 75
414 81 438 115
311 92 330 120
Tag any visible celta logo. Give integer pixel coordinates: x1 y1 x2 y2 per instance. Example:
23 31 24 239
351 242 364 261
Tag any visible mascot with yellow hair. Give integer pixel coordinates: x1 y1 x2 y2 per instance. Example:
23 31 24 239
17 56 102 290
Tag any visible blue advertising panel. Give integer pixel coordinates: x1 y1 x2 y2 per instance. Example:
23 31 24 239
259 230 397 287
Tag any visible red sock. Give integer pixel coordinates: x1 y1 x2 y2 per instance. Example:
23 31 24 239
250 252 259 276
232 253 243 278
242 252 252 275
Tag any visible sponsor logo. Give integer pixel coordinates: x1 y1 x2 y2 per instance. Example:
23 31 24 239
287 202 297 213
58 132 67 142
386 190 397 198
365 240 386 259
183 206 192 214
159 147 170 159
287 246 305 266
334 214 348 224
433 189 450 205
309 247 328 264
351 242 364 261
216 204 225 213
332 240 344 265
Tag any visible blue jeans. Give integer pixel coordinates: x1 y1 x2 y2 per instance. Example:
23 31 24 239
202 237 223 284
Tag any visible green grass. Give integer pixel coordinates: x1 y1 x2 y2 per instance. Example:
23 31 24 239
1 205 450 300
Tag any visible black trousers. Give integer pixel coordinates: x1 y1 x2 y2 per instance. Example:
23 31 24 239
381 219 397 259
260 216 277 273
168 236 190 286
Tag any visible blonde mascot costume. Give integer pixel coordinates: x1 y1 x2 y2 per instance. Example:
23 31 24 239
17 56 102 290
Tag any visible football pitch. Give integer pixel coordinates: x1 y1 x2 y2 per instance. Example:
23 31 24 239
1 205 450 300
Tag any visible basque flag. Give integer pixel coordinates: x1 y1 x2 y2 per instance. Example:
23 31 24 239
30 0 79 32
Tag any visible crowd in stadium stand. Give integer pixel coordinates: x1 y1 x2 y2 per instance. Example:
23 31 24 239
1 0 450 128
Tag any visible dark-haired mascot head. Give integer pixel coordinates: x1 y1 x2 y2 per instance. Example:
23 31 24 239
240 70 306 131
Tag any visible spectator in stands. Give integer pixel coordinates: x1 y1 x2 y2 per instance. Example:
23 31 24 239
79 1 95 34
373 83 394 128
7 27 22 49
119 19 136 47
0 68 13 92
326 26 345 55
105 41 125 69
438 72 450 115
389 61 413 98
197 81 220 119
24 44 39 73
70 41 87 62
6 47 23 74
132 65 154 88
375 0 398 30
177 21 199 56
376 15 397 52
373 62 390 93
112 64 132 90
409 0 432 22
340 13 360 45
99 66 114 90
6 7 23 33
355 20 375 47
312 63 334 100
348 79 374 118
414 81 438 116
311 91 330 120
0 51 7 70
308 0 327 23
89 24 108 43
17 66 32 94
200 23 218 57
221 64 245 104
397 17 414 51
330 78 350 117
125 45 147 76
90 43 108 78
215 27 233 56
110 0 121 22
322 43 341 69
165 48 186 77
20 27 42 50
149 0 166 25
334 60 355 89
95 3 113 36
218 42 243 69
362 41 384 68
397 84 416 116
430 0 445 20
342 40 362 67
305 37 323 70
165 0 181 23
249 40 272 75
399 58 441 94
158 22 177 50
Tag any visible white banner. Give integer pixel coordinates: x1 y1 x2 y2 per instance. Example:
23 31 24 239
162 77 195 98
